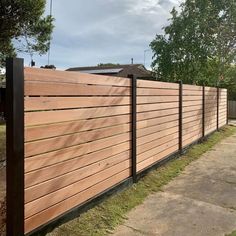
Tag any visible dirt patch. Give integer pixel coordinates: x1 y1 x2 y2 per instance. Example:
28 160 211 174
0 125 6 235
0 167 5 235
0 197 6 235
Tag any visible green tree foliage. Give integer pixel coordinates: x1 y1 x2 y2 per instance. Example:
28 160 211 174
0 0 54 67
150 0 236 87
97 63 120 67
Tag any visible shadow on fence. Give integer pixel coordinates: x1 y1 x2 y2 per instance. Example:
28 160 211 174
5 58 228 236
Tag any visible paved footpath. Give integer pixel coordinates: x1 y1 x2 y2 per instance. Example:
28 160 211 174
113 133 236 236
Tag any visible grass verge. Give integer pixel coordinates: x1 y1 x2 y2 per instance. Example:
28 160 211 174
226 231 236 236
46 126 236 236
0 124 5 163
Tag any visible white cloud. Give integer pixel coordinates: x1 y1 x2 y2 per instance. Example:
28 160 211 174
18 0 182 69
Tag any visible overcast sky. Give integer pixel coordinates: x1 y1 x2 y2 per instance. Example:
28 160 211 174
19 0 182 70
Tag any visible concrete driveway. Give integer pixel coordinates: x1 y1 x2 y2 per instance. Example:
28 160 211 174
112 133 236 236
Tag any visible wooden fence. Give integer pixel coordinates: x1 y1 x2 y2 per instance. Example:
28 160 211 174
6 58 228 236
228 100 236 118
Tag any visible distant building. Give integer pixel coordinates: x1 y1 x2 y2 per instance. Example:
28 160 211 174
66 64 152 79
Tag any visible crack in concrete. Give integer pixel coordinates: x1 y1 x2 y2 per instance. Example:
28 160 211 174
124 224 157 236
163 190 236 212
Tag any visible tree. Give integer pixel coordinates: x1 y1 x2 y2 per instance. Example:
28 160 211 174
0 0 54 67
40 64 56 69
97 63 120 67
150 0 236 86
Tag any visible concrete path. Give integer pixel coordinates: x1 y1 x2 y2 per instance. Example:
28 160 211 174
112 133 236 236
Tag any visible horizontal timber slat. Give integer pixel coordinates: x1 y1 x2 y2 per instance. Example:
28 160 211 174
25 114 130 142
25 160 131 218
137 96 179 104
25 140 130 174
137 132 179 155
25 67 131 87
137 79 179 89
137 139 179 163
25 106 131 126
25 169 130 234
19 66 228 235
137 126 178 146
25 97 131 111
25 124 130 157
25 148 130 189
137 114 178 130
137 120 179 138
137 108 179 121
137 102 179 112
25 81 131 96
137 88 179 96
183 85 202 91
137 144 178 172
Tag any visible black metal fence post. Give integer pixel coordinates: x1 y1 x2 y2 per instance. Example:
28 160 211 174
179 81 183 152
217 87 219 131
128 74 137 183
202 86 205 138
6 58 25 236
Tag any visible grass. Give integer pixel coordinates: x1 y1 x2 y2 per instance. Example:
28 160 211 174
226 231 236 236
0 124 5 162
45 126 236 236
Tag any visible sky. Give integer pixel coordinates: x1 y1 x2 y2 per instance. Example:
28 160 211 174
18 0 182 70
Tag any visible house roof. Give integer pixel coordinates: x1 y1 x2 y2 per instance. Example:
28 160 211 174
66 64 152 78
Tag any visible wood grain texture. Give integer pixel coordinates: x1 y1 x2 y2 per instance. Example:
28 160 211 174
137 120 179 138
25 106 131 126
25 140 130 174
25 81 131 96
137 96 179 104
137 114 178 130
25 124 130 157
25 169 130 234
25 150 130 198
137 88 179 96
183 110 203 119
183 95 204 101
137 108 179 121
183 133 202 147
137 126 178 146
137 132 179 155
25 115 130 142
23 68 227 235
137 79 179 89
137 139 179 163
25 96 130 111
25 160 131 218
183 101 202 107
24 67 131 87
137 144 178 172
183 90 203 96
137 102 179 112
183 85 203 91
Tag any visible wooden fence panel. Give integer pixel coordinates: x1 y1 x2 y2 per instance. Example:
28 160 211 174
136 80 179 172
182 84 203 147
219 89 227 127
24 68 132 234
7 63 228 235
205 87 217 134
